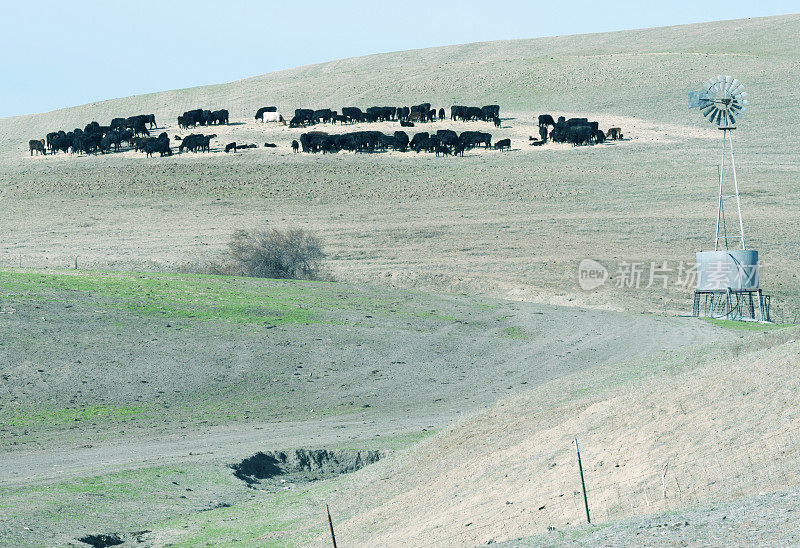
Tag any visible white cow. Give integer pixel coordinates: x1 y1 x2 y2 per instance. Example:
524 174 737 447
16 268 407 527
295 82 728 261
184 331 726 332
261 112 285 124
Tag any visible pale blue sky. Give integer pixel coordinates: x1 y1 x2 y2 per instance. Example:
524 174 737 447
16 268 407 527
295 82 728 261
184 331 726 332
1 1 796 117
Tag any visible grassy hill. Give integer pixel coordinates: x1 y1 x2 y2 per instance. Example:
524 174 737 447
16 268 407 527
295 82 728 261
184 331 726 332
2 15 800 546
1 15 799 315
134 323 798 546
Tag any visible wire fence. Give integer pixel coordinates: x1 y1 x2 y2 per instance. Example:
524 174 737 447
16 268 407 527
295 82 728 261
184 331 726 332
400 425 800 547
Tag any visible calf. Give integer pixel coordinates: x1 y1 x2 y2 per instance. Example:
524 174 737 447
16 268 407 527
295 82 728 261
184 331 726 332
606 127 623 140
29 139 46 155
495 138 511 151
225 142 237 153
263 142 277 148
291 140 299 152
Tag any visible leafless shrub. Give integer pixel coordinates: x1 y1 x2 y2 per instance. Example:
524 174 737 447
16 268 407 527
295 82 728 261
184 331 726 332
224 228 326 280
180 228 328 280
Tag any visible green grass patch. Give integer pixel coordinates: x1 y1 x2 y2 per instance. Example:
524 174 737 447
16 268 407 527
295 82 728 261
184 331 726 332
1 404 147 428
501 326 527 339
702 318 795 331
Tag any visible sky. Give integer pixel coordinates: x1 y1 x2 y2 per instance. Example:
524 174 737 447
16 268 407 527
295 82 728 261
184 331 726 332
1 1 797 118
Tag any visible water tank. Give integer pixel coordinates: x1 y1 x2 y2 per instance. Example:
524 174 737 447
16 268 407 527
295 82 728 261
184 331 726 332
696 250 759 290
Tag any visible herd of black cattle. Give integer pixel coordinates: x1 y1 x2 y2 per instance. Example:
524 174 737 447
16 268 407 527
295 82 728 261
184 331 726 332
281 104 501 128
27 102 622 157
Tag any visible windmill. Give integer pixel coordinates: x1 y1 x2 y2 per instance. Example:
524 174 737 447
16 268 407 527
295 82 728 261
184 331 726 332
688 76 770 321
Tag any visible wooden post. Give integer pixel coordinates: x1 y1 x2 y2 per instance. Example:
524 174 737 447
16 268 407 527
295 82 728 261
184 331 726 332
574 437 591 524
326 504 337 548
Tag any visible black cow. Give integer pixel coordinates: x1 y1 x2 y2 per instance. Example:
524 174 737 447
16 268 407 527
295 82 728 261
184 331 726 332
438 108 445 120
263 142 277 148
225 142 237 153
393 131 409 152
143 133 171 157
436 129 459 148
460 131 492 149
313 109 333 124
291 140 299 152
495 138 511 151
29 139 46 155
211 109 229 125
481 105 500 121
341 107 364 124
409 132 429 151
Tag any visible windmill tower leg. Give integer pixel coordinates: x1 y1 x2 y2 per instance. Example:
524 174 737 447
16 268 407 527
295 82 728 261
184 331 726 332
728 130 746 250
714 130 726 251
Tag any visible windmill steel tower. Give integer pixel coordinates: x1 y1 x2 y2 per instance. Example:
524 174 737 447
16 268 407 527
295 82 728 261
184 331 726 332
688 76 770 321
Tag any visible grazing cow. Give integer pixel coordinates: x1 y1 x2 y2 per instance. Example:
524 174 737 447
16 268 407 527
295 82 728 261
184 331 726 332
211 109 229 125
464 106 484 121
409 132 429 151
538 114 556 128
143 133 171 157
100 131 123 153
410 103 431 123
436 129 459 148
291 140 299 153
179 133 211 153
593 130 606 144
341 107 364 124
261 112 284 124
495 138 511 151
255 106 277 121
313 109 334 124
294 109 315 124
606 127 623 140
118 129 134 147
29 139 46 155
481 105 500 121
263 142 277 148
110 118 127 131
225 142 237 153
567 125 592 146
459 131 492 149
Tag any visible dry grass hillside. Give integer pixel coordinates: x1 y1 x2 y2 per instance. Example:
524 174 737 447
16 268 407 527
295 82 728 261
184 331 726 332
138 324 800 546
1 15 799 314
2 15 800 547
316 327 800 545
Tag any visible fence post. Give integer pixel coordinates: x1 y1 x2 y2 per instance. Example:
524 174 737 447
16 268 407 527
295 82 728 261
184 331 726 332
326 504 338 548
574 437 591 524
